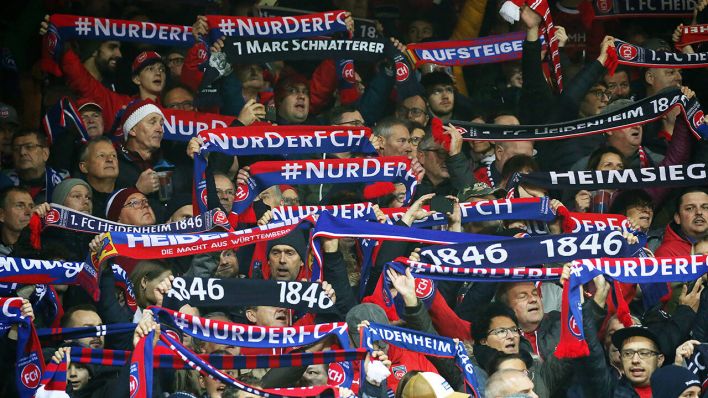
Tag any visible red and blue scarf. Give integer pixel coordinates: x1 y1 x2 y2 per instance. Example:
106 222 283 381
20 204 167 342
0 257 99 300
0 297 45 398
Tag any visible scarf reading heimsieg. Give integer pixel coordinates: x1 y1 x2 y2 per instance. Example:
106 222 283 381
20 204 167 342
206 11 349 42
556 255 708 358
613 38 708 69
230 157 418 215
381 197 555 228
420 230 640 268
442 88 706 141
406 32 530 67
514 163 708 191
92 215 314 265
676 24 708 50
41 14 194 77
194 126 376 214
42 204 231 235
0 297 45 398
161 277 336 314
362 322 481 397
0 257 99 300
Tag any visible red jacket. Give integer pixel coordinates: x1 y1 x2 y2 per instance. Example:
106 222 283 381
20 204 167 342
60 49 142 129
350 344 438 394
655 223 693 258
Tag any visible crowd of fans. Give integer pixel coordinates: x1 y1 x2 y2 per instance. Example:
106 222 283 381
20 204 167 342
0 0 708 397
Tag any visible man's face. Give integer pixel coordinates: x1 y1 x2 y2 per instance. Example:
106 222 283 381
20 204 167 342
12 134 49 173
397 96 429 126
626 201 653 231
81 141 118 180
214 175 235 212
495 141 534 170
67 309 104 349
646 68 682 92
409 128 426 151
118 192 156 226
675 192 708 239
503 373 538 398
257 186 281 209
236 64 265 90
381 124 412 157
133 63 166 95
268 244 303 281
281 189 300 206
301 364 329 387
202 370 238 398
95 41 121 73
129 112 164 152
80 109 104 138
620 336 664 387
336 110 365 127
215 249 238 278
418 143 449 182
579 85 609 116
0 191 33 233
67 364 91 391
166 52 184 78
0 124 16 160
482 316 520 354
407 20 433 43
427 84 454 117
247 306 289 327
506 283 544 330
64 184 92 215
605 71 631 100
278 83 310 123
607 125 642 151
163 87 194 111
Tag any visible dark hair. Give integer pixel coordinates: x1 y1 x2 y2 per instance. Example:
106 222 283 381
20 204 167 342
0 186 31 209
328 104 362 125
609 189 654 214
484 351 534 375
501 155 539 183
421 71 454 93
61 304 100 328
12 129 47 147
676 187 708 214
469 302 518 343
162 83 195 102
129 260 170 308
586 146 626 171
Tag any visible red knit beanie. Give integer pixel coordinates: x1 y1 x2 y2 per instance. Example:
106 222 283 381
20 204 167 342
106 188 141 222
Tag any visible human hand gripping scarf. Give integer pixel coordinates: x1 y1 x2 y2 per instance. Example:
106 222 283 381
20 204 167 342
0 297 45 398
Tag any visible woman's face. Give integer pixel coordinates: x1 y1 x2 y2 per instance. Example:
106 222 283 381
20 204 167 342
64 185 92 214
142 270 173 306
596 153 624 171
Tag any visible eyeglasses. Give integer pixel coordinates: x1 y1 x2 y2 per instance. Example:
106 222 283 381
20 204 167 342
421 148 448 158
409 136 423 145
589 89 612 99
123 198 149 209
487 327 521 338
13 143 44 152
397 106 427 118
520 369 535 381
282 197 300 206
165 100 194 111
620 349 660 360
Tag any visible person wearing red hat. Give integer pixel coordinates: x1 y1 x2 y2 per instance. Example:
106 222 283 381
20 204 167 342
39 18 166 133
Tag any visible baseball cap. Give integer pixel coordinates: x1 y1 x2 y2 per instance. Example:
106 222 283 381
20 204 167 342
0 102 19 127
650 365 701 398
131 51 164 75
457 182 504 202
611 325 662 351
401 372 470 398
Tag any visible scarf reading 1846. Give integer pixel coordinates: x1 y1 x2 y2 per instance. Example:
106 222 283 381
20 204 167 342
444 88 706 141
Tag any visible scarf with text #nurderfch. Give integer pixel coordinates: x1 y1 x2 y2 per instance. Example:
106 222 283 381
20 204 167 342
152 306 351 349
270 203 376 223
258 6 380 40
381 197 556 228
91 215 314 265
161 277 337 313
194 126 377 214
41 204 231 235
420 230 640 269
230 157 418 215
442 88 706 141
613 38 708 69
206 11 349 42
362 323 481 397
513 163 708 191
0 257 99 300
0 297 45 398
557 256 708 359
41 14 194 77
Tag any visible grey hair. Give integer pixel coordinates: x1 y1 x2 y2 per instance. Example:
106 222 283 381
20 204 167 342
485 369 529 398
373 116 409 139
